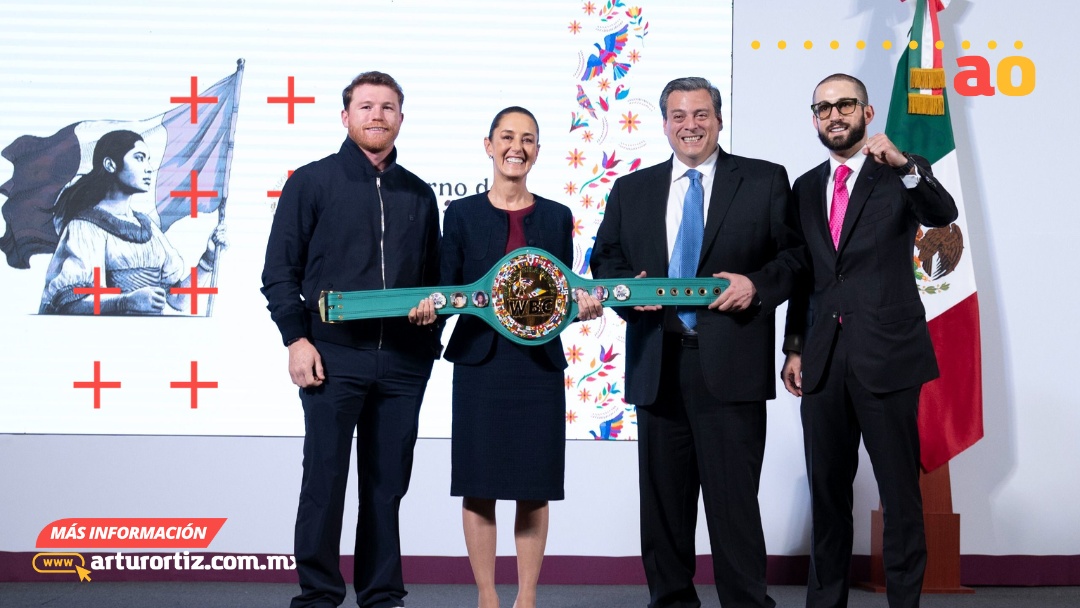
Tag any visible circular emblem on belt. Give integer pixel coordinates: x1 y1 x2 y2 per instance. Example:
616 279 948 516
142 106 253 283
491 252 570 341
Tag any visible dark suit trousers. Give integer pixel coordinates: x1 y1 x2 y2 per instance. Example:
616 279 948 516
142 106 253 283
802 328 926 608
637 334 775 608
291 341 433 608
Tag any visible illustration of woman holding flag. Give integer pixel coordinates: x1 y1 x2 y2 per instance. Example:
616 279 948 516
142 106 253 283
38 129 226 314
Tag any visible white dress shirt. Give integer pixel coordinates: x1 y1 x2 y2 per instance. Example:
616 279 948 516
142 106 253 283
665 148 720 262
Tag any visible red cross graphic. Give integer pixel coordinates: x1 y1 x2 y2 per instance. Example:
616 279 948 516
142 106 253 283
267 76 315 124
170 76 219 124
170 170 218 218
72 267 122 315
170 361 218 409
267 170 295 198
169 266 219 315
74 361 122 409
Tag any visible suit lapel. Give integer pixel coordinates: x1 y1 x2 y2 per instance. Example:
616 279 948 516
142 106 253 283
807 161 833 257
836 159 883 254
642 159 674 274
699 149 740 268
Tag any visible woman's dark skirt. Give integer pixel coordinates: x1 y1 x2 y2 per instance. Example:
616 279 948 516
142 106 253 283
450 336 566 501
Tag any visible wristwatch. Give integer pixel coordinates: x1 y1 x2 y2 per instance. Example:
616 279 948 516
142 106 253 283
893 153 916 175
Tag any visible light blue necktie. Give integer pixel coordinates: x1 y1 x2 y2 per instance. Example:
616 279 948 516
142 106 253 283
669 169 704 331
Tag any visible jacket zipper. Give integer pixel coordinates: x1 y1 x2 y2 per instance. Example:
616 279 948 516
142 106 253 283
376 176 386 349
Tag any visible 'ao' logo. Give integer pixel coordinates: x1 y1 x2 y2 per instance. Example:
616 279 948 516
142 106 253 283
954 54 1036 97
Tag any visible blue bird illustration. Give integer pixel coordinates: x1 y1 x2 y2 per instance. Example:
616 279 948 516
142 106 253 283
580 25 630 81
589 411 625 440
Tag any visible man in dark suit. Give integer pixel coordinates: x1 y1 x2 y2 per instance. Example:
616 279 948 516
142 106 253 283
781 73 957 608
591 76 804 608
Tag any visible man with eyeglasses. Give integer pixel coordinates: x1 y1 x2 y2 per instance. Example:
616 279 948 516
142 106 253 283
781 73 957 608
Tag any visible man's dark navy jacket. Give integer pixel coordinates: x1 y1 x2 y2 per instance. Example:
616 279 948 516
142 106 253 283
261 138 442 358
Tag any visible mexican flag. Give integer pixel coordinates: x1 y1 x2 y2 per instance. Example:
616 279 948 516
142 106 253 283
0 61 244 269
886 0 983 472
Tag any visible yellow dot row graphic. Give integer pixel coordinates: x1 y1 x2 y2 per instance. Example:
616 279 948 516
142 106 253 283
750 40 1024 51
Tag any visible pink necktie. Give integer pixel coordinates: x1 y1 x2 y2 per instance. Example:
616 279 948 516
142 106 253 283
829 164 852 249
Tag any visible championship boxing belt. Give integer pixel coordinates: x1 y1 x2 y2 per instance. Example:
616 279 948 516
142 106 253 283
319 247 729 345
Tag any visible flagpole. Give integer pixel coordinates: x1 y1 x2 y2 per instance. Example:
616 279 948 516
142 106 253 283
206 58 244 317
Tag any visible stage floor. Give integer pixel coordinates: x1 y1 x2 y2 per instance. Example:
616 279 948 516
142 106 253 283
2 583 1078 607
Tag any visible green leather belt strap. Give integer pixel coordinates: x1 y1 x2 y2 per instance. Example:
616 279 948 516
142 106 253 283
319 247 729 345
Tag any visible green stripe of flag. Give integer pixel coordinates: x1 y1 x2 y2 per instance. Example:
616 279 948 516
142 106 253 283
885 37 955 164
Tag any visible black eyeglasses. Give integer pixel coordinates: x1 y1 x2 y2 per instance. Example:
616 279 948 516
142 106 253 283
811 98 866 120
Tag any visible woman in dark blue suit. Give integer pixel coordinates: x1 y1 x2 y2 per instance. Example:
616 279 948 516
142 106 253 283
436 107 602 608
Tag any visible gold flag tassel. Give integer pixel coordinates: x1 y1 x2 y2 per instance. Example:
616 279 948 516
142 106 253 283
908 93 945 116
910 67 946 89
